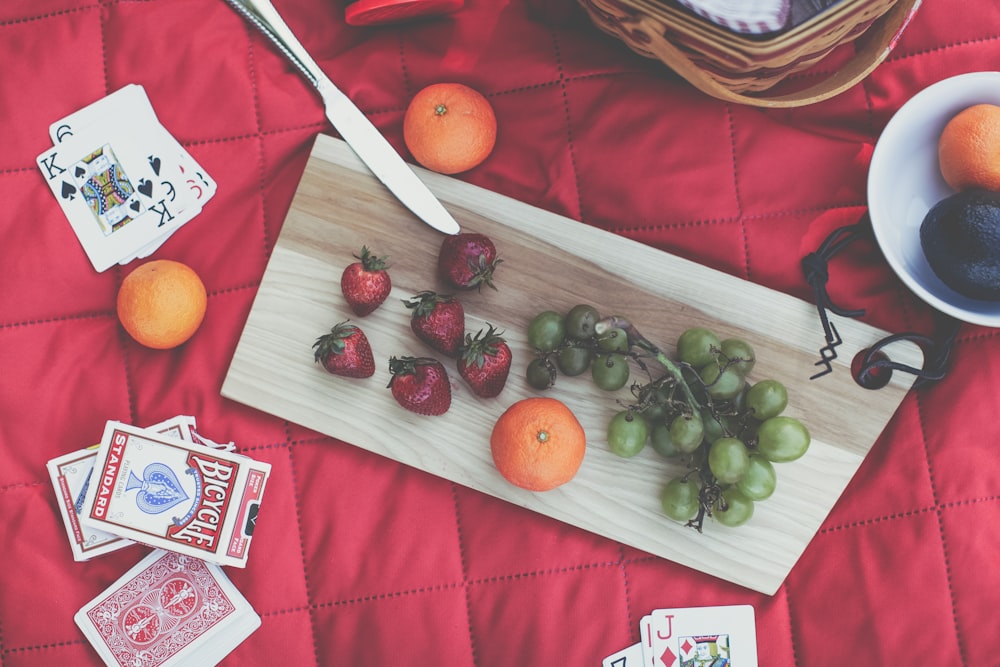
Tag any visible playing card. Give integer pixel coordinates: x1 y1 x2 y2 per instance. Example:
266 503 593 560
75 549 260 667
646 605 756 667
603 641 644 667
147 414 235 452
49 84 157 145
640 614 655 665
47 446 136 561
78 421 270 567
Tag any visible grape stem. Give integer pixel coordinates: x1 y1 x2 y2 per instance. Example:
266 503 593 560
596 316 702 413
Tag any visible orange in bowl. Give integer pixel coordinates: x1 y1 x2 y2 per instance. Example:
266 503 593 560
490 397 586 492
117 259 207 349
938 103 1000 192
403 82 496 175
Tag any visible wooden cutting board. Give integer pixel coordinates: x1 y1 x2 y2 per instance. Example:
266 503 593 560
222 134 920 595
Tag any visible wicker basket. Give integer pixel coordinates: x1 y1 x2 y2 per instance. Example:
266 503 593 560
578 0 923 107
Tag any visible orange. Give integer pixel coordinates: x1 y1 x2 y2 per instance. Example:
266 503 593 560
403 82 496 175
938 103 1000 192
117 259 207 349
490 397 586 492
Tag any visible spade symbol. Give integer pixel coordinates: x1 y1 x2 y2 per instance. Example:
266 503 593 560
130 200 142 212
74 165 86 178
137 179 153 198
60 181 77 200
148 155 161 176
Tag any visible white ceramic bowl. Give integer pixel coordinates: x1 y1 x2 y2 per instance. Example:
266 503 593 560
868 71 1000 327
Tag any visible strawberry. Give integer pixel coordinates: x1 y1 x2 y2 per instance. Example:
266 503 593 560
403 291 466 357
341 246 391 316
438 232 501 291
457 324 512 398
387 356 452 416
313 321 375 378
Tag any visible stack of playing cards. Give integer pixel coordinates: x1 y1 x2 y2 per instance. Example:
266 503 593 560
36 84 216 272
47 415 237 562
47 416 267 665
603 605 757 667
75 549 261 667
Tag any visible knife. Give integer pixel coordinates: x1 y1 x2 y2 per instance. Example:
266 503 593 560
222 0 460 235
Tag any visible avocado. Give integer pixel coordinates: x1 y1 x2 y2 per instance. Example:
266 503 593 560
920 188 1000 300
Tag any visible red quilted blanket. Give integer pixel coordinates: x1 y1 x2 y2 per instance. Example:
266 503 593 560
5 0 1000 665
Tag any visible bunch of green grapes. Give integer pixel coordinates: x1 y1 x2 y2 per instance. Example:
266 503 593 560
525 306 810 531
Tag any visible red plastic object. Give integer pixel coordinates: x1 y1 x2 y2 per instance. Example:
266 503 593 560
345 0 464 26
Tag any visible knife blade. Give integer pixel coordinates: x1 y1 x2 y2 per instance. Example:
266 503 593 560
223 0 460 235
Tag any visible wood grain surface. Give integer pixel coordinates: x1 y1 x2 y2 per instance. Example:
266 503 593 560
222 134 921 594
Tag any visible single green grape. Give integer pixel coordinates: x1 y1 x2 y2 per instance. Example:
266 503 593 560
649 422 681 458
701 408 733 444
607 411 648 457
527 310 566 352
713 487 754 527
735 452 777 501
564 304 601 340
669 413 704 453
525 357 555 390
591 352 630 391
596 327 630 352
676 327 720 368
757 416 810 462
720 338 756 376
661 476 702 522
708 437 750 484
556 345 593 376
746 379 788 420
699 362 746 401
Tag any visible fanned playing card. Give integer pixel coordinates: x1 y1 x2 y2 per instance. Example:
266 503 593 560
604 605 757 667
75 549 260 667
38 84 215 271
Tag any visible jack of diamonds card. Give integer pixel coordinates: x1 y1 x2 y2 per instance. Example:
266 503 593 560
79 421 270 568
643 605 757 667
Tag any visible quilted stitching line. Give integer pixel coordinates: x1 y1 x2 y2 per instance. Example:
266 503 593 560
3 637 89 657
723 103 752 280
310 581 466 612
285 422 322 666
115 291 141 426
610 201 870 236
244 32 276 259
783 586 802 666
98 1 110 97
881 33 1000 64
450 484 479 666
616 545 637 643
818 494 1000 533
0 4 98 27
0 310 114 331
304 560 625 612
552 28 585 223
913 389 965 663
398 31 412 98
0 480 45 493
